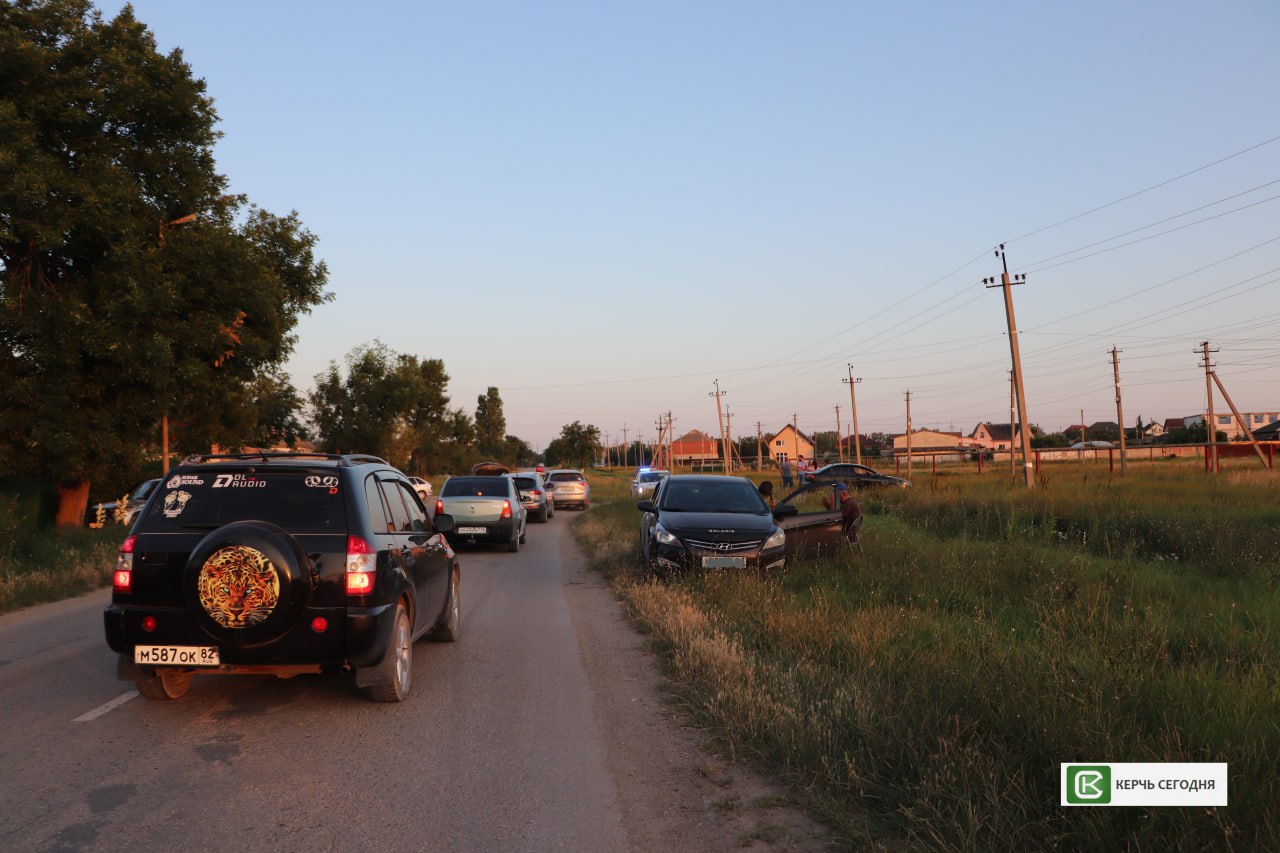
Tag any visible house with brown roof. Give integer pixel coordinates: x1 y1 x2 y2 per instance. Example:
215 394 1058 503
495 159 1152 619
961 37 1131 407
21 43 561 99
970 422 1022 451
768 424 814 465
671 430 720 466
891 428 978 455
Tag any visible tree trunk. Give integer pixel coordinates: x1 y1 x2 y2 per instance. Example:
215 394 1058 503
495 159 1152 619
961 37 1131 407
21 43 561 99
56 479 90 528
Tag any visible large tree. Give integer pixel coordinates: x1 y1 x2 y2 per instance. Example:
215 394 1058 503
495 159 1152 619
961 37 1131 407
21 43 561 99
308 342 470 473
474 386 506 454
0 0 329 524
544 421 600 469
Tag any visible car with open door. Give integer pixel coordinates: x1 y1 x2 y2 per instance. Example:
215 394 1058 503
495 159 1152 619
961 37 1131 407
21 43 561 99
772 478 865 560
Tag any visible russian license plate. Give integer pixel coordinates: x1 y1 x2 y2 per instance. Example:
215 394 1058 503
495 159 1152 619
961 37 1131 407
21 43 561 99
457 526 486 534
702 555 746 569
135 645 220 666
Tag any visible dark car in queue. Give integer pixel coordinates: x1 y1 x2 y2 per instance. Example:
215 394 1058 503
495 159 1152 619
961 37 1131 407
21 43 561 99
545 468 590 510
435 475 528 552
637 474 786 572
801 462 911 489
507 471 554 522
103 453 461 703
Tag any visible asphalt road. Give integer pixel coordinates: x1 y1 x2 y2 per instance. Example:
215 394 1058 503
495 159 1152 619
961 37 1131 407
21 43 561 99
0 515 834 852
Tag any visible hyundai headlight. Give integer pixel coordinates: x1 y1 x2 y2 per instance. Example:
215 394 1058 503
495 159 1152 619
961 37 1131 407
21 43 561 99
763 528 786 549
654 524 679 545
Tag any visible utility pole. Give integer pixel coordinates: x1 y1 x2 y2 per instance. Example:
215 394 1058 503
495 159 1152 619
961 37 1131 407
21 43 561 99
756 422 764 471
710 381 729 473
1210 369 1271 470
844 368 862 465
1080 408 1086 463
1111 347 1127 476
621 423 629 469
984 245 1035 488
835 405 843 463
1200 342 1219 473
1009 370 1015 481
905 390 913 481
668 411 675 472
724 405 735 472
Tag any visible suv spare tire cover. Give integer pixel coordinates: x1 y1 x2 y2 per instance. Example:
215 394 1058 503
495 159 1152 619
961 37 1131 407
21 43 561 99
183 521 314 649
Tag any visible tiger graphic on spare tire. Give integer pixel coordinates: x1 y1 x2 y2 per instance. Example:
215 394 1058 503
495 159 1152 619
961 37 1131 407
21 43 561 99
197 545 280 629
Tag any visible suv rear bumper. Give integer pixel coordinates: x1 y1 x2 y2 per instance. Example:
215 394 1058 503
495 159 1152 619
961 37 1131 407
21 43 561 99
104 602 397 671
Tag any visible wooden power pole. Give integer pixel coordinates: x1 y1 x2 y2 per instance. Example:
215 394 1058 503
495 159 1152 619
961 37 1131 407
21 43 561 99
1111 347 1126 475
984 245 1035 488
905 390 913 481
844 367 862 465
1200 342 1219 473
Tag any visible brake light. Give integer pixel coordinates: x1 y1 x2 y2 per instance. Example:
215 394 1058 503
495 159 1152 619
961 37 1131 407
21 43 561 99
113 535 136 593
345 535 376 595
501 500 512 519
531 489 543 498
435 499 444 516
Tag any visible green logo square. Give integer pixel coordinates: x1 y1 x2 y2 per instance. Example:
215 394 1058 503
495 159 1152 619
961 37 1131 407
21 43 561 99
1066 765 1111 804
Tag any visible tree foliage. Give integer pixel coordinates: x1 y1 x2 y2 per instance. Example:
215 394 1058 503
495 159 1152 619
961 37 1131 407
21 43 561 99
0 0 329 521
307 342 471 473
474 386 506 453
544 421 599 469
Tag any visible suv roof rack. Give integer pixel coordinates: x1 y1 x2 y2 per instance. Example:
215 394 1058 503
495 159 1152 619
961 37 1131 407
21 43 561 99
182 452 390 467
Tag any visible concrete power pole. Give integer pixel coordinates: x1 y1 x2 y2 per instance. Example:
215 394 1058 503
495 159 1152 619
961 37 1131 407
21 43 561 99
1080 408 1086 464
1201 342 1219 473
835 405 843 463
621 423 629 469
1111 347 1126 476
905 390 913 481
756 422 764 471
984 245 1035 488
710 380 729 473
1009 370 1016 481
844 368 862 465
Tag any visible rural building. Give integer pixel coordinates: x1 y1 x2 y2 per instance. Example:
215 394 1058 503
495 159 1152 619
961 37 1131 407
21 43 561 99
1253 419 1280 440
769 424 815 465
671 430 720 466
1183 410 1280 441
891 428 978 455
970 422 1022 451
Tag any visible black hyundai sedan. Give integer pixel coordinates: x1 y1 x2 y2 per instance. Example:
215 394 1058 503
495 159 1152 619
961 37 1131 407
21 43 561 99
637 474 786 572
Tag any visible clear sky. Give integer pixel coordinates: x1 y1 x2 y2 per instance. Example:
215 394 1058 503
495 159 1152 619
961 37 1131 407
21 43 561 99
102 0 1280 450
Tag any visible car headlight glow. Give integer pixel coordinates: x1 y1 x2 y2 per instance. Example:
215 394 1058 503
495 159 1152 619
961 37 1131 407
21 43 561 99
763 528 785 549
654 524 679 545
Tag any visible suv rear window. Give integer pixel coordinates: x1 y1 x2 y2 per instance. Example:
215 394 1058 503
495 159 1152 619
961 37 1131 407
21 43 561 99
511 476 537 489
440 477 510 497
549 472 584 483
138 470 347 533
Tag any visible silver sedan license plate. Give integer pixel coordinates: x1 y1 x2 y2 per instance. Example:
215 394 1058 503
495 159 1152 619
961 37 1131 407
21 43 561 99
135 645 220 667
457 526 486 534
702 555 746 569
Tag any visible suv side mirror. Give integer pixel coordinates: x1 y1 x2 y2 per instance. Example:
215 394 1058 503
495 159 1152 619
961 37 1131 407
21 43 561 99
636 500 654 512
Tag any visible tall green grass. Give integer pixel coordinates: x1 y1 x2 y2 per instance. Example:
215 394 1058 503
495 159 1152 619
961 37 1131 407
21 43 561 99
0 500 123 613
577 466 1280 850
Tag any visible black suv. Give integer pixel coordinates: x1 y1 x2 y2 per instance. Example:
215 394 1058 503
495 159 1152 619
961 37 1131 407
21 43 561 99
103 453 460 703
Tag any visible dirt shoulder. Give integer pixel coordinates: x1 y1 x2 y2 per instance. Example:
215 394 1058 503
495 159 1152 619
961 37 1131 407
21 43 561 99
560 530 840 851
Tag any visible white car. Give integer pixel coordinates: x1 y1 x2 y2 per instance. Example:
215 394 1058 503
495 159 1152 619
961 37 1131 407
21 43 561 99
630 468 670 497
408 476 433 501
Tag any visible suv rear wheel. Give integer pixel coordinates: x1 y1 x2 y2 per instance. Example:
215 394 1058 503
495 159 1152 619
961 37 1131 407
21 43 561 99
363 603 412 703
432 566 460 642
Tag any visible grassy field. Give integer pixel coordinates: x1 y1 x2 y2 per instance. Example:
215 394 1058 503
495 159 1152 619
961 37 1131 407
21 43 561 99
575 460 1280 850
0 503 121 614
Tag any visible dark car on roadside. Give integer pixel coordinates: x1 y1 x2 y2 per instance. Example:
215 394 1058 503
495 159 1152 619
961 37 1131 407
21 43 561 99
88 478 161 527
801 462 911 489
637 474 787 573
103 453 461 703
507 471 554 522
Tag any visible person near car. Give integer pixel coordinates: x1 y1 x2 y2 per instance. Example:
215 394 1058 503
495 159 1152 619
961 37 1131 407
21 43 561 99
836 483 862 530
780 457 794 489
758 480 775 508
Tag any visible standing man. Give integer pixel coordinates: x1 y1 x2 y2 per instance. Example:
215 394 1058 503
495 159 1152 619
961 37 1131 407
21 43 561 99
780 456 794 490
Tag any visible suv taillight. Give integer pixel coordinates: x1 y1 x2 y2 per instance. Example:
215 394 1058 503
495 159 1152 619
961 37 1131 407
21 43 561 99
435 498 444 516
346 535 376 595
531 489 543 498
501 500 512 519
113 535 136 593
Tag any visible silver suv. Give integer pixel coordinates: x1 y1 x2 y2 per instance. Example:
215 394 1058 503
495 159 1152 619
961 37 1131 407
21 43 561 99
545 469 590 510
